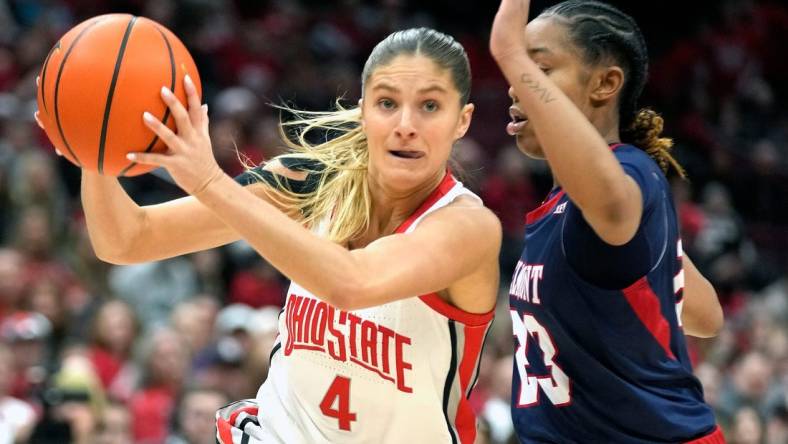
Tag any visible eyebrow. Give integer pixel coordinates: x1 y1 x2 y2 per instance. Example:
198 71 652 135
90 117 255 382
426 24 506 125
527 47 553 57
418 85 449 95
371 82 449 95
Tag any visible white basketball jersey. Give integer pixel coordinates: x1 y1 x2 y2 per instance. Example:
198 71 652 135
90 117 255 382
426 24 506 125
254 173 494 443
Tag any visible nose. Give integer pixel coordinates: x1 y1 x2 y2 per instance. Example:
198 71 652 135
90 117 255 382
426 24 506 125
394 106 417 140
508 86 518 103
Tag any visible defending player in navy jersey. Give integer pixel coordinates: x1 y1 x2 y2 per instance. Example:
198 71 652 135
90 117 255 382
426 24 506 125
490 1 725 442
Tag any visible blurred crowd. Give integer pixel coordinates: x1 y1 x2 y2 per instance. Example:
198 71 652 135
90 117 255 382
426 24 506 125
0 1 785 443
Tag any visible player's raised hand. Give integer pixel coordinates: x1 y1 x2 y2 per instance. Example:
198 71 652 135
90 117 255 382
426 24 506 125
130 74 223 196
490 0 531 61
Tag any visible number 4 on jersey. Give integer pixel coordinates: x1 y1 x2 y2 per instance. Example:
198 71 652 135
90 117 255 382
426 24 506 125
511 310 571 407
320 376 357 431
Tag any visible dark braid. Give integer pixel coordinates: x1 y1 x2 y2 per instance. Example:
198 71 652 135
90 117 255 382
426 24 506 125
539 1 686 178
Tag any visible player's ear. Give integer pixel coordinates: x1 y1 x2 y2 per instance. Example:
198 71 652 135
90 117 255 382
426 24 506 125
454 103 474 140
589 66 624 105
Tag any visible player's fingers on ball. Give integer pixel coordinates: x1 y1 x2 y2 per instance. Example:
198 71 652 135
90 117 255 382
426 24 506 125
160 86 192 135
36 76 40 88
126 151 167 166
143 112 182 151
183 75 201 126
55 148 63 157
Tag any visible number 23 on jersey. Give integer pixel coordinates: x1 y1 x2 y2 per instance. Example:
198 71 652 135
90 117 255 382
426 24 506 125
511 310 572 407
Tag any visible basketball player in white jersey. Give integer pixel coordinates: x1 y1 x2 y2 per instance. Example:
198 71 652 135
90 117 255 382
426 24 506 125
71 28 501 443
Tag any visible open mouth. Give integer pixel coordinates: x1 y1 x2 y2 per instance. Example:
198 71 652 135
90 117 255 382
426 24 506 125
389 150 425 159
507 106 529 136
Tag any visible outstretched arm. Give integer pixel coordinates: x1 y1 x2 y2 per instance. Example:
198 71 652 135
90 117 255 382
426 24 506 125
129 75 501 312
490 0 643 246
79 162 301 264
197 177 500 311
681 255 723 338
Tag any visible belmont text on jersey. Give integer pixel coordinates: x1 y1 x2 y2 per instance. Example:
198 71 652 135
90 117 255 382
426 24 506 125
284 293 413 393
509 261 544 305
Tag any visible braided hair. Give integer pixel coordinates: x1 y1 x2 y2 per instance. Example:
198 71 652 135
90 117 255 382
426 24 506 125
539 1 686 177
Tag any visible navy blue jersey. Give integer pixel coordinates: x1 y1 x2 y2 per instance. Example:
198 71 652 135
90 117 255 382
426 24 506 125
509 145 718 443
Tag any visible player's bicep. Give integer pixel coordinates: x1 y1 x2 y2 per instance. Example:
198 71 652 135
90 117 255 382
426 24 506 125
347 204 501 308
563 201 653 289
563 156 665 288
582 152 658 246
582 174 642 245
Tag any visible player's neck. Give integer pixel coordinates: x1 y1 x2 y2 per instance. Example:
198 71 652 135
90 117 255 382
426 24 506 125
599 119 620 147
360 170 445 243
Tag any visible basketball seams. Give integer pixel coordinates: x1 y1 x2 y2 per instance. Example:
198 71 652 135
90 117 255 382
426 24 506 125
39 40 61 115
98 16 138 175
53 18 105 166
42 14 199 177
119 23 176 177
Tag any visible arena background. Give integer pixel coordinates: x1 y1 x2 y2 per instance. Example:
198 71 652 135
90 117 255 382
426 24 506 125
0 1 786 443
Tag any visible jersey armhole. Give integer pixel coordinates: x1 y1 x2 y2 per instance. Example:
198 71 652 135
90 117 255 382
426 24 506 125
418 293 494 326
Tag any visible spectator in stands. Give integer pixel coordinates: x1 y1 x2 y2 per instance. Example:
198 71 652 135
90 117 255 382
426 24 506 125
0 342 35 444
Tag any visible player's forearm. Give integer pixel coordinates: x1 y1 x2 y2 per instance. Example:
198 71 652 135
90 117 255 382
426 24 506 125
496 54 638 224
81 170 147 263
681 256 723 337
194 173 364 308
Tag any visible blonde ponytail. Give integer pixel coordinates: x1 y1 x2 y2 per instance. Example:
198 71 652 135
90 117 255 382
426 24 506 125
626 108 686 179
246 102 371 245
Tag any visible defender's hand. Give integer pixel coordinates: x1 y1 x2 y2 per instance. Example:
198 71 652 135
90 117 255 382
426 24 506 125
490 0 531 61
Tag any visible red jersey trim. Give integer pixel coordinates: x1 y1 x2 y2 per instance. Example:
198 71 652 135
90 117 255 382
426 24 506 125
525 190 566 225
394 171 457 234
216 405 259 444
393 172 492 326
419 293 494 326
621 277 676 360
455 323 490 443
684 425 726 444
217 418 234 444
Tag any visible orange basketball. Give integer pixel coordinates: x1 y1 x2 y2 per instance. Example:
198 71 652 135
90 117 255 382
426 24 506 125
36 14 201 177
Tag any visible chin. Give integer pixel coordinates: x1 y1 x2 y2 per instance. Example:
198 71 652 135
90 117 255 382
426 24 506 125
515 135 545 159
378 165 432 192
